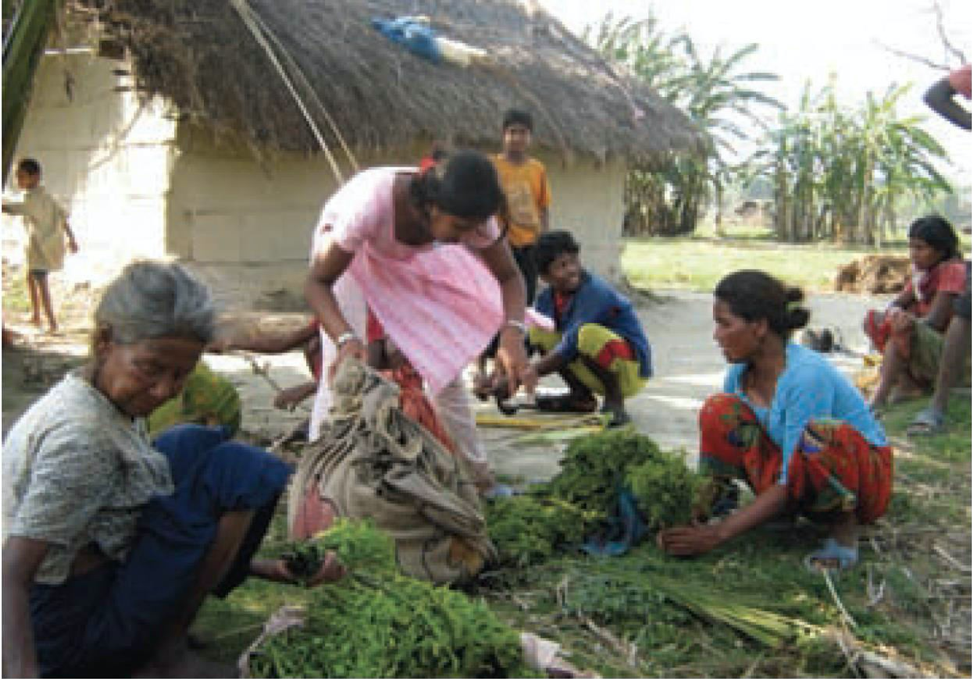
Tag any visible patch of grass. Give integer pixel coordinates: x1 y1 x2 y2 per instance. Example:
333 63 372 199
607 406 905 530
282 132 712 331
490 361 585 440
621 235 907 293
191 393 969 678
2 270 30 314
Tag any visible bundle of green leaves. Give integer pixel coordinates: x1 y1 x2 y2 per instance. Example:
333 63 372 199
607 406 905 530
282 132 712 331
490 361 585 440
544 429 664 513
251 520 539 678
625 451 703 532
485 494 601 567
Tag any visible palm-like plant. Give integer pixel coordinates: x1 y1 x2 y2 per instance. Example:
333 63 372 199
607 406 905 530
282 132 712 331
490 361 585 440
591 14 781 235
757 80 951 244
3 0 62 183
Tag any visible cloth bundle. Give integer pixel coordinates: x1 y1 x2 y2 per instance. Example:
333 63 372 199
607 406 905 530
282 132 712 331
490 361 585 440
289 359 495 584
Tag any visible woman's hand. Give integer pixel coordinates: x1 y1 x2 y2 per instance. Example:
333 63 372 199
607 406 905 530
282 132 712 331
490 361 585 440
328 338 366 381
656 522 724 556
278 551 346 587
495 326 536 397
303 551 346 587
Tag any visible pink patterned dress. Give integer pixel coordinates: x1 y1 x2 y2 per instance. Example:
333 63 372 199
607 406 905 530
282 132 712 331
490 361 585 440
308 167 504 463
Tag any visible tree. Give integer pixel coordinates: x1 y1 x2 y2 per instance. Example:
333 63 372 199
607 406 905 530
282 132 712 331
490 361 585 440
3 0 63 183
590 14 781 236
753 80 952 244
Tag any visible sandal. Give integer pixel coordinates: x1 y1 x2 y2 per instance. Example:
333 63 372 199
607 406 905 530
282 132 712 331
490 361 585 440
536 392 597 413
907 407 946 437
803 538 858 573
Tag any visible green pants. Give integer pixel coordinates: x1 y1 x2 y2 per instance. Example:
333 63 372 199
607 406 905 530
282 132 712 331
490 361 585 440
529 323 647 398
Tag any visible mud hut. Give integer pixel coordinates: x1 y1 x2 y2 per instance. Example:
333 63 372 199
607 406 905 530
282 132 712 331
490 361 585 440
3 0 701 307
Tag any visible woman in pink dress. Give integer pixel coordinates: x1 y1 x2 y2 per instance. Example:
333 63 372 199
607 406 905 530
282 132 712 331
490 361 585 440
305 150 536 492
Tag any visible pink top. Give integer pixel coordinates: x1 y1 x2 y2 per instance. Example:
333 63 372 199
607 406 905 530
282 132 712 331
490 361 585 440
312 167 504 394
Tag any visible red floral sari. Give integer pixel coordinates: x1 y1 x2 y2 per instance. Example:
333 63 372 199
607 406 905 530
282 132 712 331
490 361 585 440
698 393 893 523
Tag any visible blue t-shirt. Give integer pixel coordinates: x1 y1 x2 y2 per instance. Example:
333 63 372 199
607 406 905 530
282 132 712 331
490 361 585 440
534 271 652 378
724 343 887 484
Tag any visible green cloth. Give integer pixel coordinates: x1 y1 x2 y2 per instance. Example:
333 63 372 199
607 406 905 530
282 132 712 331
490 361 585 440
908 321 972 388
147 361 241 437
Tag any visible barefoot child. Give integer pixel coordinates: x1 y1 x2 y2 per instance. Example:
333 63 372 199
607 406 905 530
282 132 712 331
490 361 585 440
2 158 79 333
524 230 651 426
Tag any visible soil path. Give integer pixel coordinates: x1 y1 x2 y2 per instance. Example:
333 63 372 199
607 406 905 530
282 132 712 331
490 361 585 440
2 290 885 482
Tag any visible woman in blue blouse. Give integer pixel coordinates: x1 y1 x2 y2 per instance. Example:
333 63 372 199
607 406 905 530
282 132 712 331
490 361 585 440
658 270 893 571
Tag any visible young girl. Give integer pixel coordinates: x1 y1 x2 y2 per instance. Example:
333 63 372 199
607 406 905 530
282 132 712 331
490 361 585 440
864 215 967 410
304 150 535 493
658 270 892 572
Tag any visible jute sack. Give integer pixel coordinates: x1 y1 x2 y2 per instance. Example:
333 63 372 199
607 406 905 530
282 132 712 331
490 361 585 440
288 359 495 584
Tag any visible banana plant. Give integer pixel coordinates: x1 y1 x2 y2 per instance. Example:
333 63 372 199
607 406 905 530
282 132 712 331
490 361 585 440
591 13 781 236
3 0 63 183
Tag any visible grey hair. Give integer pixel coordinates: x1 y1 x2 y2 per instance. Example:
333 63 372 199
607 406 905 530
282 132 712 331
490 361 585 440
94 260 216 346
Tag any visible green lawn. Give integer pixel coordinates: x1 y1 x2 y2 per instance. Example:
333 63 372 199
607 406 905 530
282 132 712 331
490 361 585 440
622 234 907 293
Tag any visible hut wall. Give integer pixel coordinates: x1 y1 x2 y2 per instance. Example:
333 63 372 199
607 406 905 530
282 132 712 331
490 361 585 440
172 143 627 310
541 154 626 281
164 127 347 310
2 53 177 284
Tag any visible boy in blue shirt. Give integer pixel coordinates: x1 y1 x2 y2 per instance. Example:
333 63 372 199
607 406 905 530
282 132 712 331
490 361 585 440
525 230 652 426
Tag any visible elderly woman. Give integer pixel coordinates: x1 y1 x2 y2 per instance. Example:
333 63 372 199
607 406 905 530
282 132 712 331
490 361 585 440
2 261 342 678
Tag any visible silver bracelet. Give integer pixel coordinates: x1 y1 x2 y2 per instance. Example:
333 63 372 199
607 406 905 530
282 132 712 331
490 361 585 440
335 331 358 348
505 319 527 334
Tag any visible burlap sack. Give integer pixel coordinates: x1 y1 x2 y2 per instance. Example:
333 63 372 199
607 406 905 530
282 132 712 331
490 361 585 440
288 359 495 584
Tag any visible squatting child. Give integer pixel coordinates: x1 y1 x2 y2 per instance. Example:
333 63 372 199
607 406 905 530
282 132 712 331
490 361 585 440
525 230 652 426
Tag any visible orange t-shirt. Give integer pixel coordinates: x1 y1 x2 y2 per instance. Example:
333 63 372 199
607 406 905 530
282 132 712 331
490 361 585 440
492 155 552 248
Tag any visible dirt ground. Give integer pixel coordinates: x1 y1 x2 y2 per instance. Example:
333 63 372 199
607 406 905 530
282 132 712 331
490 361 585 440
1 284 885 478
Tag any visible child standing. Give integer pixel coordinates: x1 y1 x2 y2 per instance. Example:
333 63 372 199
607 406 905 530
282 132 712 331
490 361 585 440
525 230 652 426
491 108 551 304
2 158 79 333
476 109 552 391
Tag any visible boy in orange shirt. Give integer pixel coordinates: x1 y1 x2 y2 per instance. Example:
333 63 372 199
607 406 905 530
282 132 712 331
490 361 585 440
476 110 552 391
491 108 551 304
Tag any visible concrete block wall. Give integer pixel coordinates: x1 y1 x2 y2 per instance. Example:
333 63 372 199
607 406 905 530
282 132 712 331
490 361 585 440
2 52 178 285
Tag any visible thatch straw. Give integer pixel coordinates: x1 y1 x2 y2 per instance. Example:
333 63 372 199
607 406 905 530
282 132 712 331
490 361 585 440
78 0 703 163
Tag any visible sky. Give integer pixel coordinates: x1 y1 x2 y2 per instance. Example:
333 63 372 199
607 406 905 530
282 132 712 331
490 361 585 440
540 0 971 185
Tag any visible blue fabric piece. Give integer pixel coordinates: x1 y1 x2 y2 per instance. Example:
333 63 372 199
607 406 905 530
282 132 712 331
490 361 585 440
371 16 442 64
534 271 653 378
29 424 292 677
581 490 646 556
724 343 887 484
804 537 859 573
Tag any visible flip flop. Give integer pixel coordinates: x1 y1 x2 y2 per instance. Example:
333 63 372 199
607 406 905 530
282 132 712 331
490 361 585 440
907 407 946 437
804 538 858 573
536 393 597 413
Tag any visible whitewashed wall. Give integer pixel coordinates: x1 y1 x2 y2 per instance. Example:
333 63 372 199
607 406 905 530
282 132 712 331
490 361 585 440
2 52 178 285
540 153 626 281
4 55 628 308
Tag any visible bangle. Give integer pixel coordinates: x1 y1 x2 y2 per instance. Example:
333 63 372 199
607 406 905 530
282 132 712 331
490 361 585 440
335 331 358 348
505 319 527 335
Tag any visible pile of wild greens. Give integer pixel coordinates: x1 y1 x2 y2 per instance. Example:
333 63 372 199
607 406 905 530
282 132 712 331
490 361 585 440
250 520 538 678
487 430 705 566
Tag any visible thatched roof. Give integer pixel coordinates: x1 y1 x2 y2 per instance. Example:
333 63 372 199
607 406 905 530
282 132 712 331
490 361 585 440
82 0 703 163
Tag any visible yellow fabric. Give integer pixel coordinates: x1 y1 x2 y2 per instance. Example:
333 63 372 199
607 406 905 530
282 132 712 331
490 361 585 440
147 360 242 437
491 155 551 248
530 324 646 398
6 186 69 271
